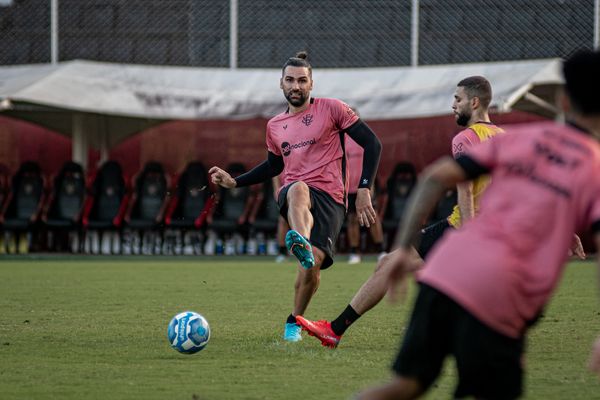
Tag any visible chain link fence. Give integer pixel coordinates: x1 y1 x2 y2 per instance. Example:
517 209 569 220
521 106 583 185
0 0 598 67
419 0 596 65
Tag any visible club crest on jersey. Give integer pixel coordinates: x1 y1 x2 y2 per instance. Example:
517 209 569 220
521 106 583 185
302 114 314 127
281 138 317 157
453 142 464 156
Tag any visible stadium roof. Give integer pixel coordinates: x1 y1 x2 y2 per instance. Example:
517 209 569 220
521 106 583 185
0 58 562 149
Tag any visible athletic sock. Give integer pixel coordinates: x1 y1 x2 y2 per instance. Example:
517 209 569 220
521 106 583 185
350 246 358 254
331 305 361 336
286 314 297 324
377 243 386 253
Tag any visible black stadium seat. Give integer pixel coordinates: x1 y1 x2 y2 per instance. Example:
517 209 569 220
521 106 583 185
81 160 128 254
0 161 45 254
42 161 86 252
123 161 170 255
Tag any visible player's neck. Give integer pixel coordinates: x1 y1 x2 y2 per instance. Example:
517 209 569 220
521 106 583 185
288 99 311 114
468 111 490 126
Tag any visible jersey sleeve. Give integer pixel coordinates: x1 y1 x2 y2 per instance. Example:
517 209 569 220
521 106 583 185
328 98 360 131
266 121 281 156
451 129 477 159
461 131 501 171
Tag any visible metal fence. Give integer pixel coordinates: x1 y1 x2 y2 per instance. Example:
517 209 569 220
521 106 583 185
1 0 598 68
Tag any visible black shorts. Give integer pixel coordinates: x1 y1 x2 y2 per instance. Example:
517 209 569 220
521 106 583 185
417 219 451 259
393 283 524 399
278 183 346 269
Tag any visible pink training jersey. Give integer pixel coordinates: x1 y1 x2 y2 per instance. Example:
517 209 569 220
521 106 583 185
345 137 364 195
266 98 359 205
419 120 600 339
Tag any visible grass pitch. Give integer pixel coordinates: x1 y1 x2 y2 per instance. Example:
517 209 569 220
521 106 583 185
0 257 599 399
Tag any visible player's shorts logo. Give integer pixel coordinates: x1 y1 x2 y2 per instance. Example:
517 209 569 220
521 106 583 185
281 138 317 157
302 114 314 127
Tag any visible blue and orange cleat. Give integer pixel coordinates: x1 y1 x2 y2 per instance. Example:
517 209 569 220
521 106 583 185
296 316 341 348
283 322 302 342
285 230 315 269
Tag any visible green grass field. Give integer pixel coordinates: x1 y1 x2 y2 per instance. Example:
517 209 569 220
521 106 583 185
1 257 599 399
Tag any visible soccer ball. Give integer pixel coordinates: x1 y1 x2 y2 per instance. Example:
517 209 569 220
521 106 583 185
167 311 211 354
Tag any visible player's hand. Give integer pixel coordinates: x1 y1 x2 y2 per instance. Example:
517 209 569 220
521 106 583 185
568 233 586 260
355 188 377 228
383 248 423 303
209 166 236 189
588 336 600 376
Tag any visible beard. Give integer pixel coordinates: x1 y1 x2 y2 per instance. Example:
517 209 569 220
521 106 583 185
285 90 308 107
455 111 471 127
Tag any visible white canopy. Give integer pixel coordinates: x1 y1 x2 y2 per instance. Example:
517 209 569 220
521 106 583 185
0 59 562 166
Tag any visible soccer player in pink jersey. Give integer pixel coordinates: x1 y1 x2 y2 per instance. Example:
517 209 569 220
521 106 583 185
356 49 600 399
296 76 510 348
209 52 382 342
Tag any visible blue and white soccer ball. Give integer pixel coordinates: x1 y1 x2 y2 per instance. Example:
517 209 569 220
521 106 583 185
167 311 211 354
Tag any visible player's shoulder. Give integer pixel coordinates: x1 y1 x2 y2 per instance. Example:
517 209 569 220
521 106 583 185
314 97 340 105
453 127 477 143
314 97 352 110
268 109 290 123
267 110 293 130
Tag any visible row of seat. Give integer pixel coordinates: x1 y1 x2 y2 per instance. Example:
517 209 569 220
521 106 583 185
0 160 456 254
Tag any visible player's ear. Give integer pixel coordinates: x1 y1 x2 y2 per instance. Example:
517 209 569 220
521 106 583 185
280 77 284 89
471 96 480 110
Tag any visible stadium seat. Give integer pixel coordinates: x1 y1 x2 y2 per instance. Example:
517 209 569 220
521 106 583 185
248 178 279 236
81 160 129 254
207 162 253 255
0 163 11 207
163 161 214 255
42 161 86 252
0 161 46 254
380 162 417 236
123 161 170 255
246 178 280 255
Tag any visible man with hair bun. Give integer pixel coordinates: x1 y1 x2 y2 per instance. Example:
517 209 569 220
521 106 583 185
210 51 382 342
357 48 600 400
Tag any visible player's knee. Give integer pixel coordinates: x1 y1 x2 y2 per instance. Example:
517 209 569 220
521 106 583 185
287 181 310 205
312 247 327 267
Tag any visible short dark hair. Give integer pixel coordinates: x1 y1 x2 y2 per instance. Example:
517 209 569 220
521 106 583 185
563 49 600 115
457 76 492 109
282 51 312 77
